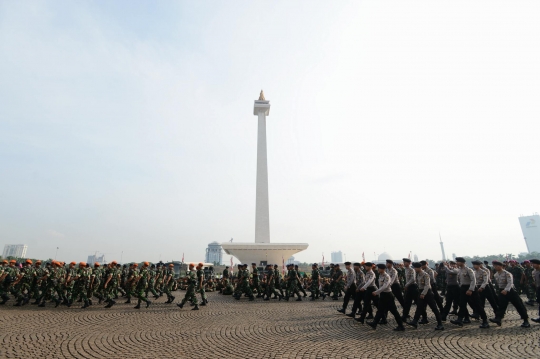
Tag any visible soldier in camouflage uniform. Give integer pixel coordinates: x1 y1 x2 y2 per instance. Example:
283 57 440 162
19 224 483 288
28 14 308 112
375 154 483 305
64 262 77 306
39 261 62 307
523 260 536 305
133 262 152 309
273 264 284 297
88 262 103 304
263 264 282 300
177 263 199 310
234 264 254 300
145 264 160 300
285 264 302 301
294 265 308 297
103 261 120 308
31 260 44 304
11 259 35 306
0 260 12 304
196 263 208 305
330 264 344 300
163 263 176 303
72 262 92 308
509 260 524 295
251 263 263 297
310 263 324 300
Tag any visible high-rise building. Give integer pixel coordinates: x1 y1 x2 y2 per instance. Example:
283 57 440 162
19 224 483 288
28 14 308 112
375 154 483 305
413 254 419 262
331 251 343 263
519 214 540 253
2 244 28 259
87 254 105 266
205 242 223 265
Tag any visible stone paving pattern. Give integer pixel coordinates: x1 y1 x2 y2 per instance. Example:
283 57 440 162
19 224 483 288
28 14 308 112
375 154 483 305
1 292 539 358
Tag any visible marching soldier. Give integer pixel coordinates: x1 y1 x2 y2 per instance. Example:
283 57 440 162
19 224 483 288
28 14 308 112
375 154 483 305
366 264 405 331
405 262 444 330
177 263 199 310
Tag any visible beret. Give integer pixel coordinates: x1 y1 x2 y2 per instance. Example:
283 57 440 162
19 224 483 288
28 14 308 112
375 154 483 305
530 259 540 265
251 263 256 265
353 262 361 266
492 260 503 266
376 264 386 269
335 263 340 266
412 262 422 268
344 261 351 265
386 259 393 264
364 262 373 267
420 260 427 265
455 257 466 263
402 258 411 263
483 261 489 264
471 260 482 265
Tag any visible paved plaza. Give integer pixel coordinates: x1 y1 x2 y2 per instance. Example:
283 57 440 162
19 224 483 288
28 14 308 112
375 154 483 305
1 292 539 359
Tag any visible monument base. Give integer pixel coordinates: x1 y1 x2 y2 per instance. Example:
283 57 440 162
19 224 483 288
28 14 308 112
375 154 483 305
221 243 309 266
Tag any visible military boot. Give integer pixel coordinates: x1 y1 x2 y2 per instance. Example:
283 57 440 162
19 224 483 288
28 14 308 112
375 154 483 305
146 300 151 308
191 304 199 310
82 300 89 309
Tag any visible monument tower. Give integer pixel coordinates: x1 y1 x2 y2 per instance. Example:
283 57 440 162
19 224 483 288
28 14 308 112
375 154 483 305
221 91 308 265
254 90 270 243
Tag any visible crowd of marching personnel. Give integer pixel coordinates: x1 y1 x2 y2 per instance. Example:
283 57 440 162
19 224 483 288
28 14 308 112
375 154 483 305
1 256 540 331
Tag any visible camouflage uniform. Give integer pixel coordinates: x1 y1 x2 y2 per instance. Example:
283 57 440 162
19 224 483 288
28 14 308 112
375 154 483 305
524 265 536 303
162 267 175 303
178 270 199 307
196 268 207 303
13 264 35 305
310 267 321 298
73 266 92 307
134 266 151 308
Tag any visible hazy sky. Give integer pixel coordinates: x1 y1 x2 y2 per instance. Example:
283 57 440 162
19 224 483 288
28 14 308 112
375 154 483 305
1 1 539 264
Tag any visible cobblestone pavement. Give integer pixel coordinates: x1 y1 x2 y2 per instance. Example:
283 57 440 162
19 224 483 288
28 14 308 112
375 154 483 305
1 292 539 359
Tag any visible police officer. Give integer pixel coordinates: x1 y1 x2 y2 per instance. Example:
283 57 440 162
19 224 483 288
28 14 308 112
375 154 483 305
489 260 529 328
366 264 405 331
338 262 355 314
405 262 444 330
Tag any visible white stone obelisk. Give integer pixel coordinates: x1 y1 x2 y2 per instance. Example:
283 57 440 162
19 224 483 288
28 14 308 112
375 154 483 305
254 90 271 244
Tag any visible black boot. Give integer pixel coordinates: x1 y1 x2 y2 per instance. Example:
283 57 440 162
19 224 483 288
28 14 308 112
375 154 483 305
82 300 89 309
146 300 151 308
13 298 23 307
366 321 377 330
450 318 463 327
393 325 405 331
55 298 61 308
134 301 141 309
192 304 199 310
479 321 490 329
434 324 444 330
405 320 418 329
489 317 501 326
337 308 345 314
521 320 530 328
177 302 184 309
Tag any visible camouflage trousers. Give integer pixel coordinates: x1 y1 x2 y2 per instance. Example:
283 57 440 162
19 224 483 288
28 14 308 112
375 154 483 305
526 283 536 301
73 284 88 301
181 284 198 305
287 281 300 297
310 281 320 297
266 282 281 298
146 280 159 297
197 286 207 301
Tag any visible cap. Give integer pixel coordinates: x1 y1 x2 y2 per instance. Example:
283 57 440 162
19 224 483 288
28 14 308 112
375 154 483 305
198 262 204 267
455 257 466 263
189 263 195 267
79 262 86 266
143 261 149 266
169 263 174 267
9 260 16 264
111 261 117 265
376 264 386 269
94 262 100 267
412 262 422 268
132 263 138 267
35 260 42 264
492 260 503 266
402 258 411 263
1 259 7 264
25 259 32 264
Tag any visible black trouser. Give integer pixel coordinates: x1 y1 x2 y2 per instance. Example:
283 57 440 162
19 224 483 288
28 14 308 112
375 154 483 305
458 285 486 321
431 283 444 312
359 287 377 319
372 292 403 327
342 284 357 310
478 286 499 313
391 283 405 307
413 289 442 325
350 289 368 315
402 284 419 319
442 284 460 316
495 288 528 320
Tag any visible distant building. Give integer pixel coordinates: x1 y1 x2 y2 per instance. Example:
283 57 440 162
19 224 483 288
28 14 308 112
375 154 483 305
331 251 343 263
519 214 540 253
87 254 105 266
377 252 392 263
2 244 28 259
413 254 419 262
452 253 456 260
205 242 223 265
